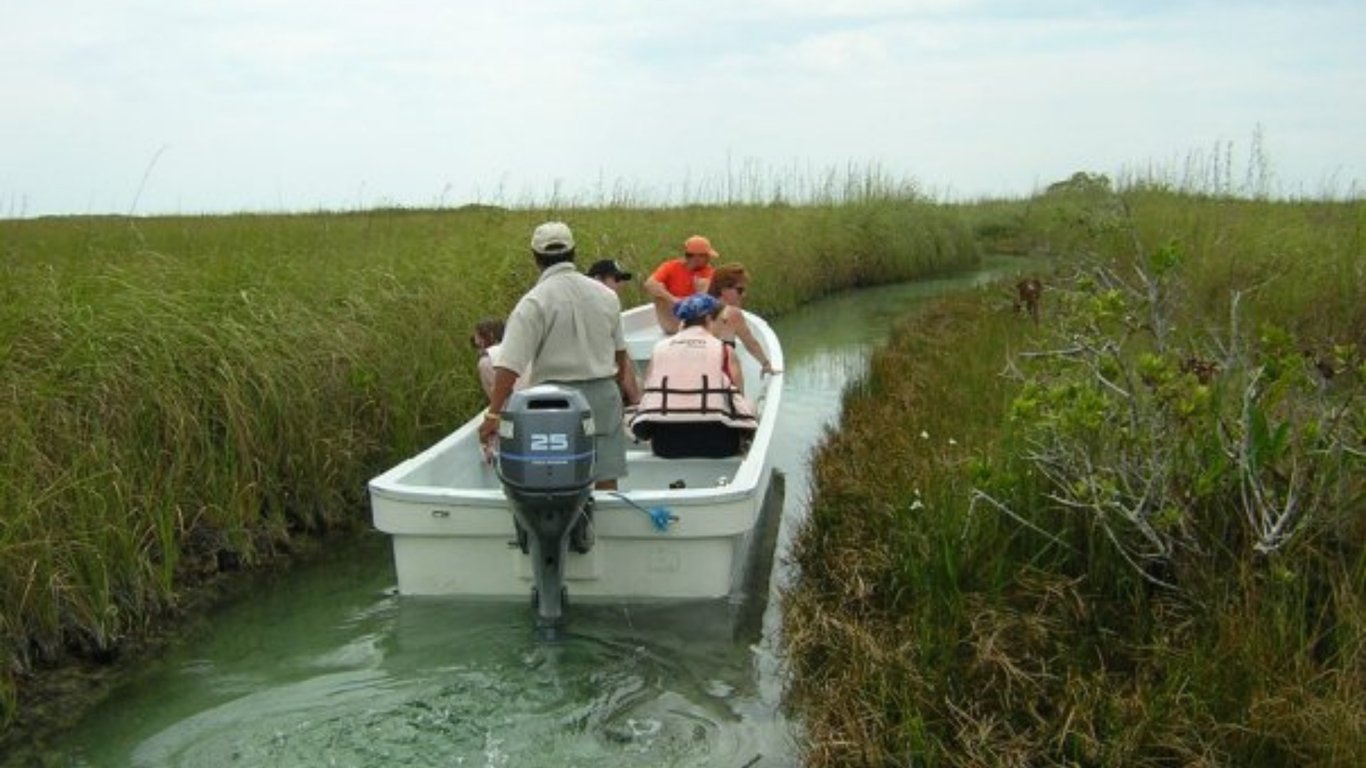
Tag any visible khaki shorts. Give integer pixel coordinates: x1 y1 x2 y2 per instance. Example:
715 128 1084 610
548 377 626 482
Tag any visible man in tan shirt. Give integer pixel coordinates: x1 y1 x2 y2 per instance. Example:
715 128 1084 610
478 222 641 489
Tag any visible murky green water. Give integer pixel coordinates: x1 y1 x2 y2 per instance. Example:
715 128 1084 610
49 257 1032 767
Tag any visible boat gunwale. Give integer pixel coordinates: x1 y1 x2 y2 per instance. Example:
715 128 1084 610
368 305 784 510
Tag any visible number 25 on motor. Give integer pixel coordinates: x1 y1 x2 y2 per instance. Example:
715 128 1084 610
530 433 568 451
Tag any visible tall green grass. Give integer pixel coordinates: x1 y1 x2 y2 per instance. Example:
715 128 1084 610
0 197 978 733
784 186 1364 766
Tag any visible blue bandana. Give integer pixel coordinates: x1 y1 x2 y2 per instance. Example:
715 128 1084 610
673 293 721 322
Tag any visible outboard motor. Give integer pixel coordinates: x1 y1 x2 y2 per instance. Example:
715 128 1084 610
495 385 596 628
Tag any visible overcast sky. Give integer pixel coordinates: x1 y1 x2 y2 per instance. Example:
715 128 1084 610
2 0 1362 217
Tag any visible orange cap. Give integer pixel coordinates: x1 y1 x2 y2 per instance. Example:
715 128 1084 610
683 235 718 258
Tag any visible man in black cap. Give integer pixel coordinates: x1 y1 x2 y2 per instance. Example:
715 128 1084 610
586 258 633 294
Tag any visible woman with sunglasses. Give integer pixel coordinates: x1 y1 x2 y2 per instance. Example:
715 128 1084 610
707 263 779 392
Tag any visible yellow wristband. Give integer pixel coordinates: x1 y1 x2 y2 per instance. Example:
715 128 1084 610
484 411 501 421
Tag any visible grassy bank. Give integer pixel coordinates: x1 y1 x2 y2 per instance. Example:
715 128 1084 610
0 197 978 736
783 185 1364 765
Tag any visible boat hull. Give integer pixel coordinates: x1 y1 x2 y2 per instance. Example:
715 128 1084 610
369 306 784 601
373 467 780 599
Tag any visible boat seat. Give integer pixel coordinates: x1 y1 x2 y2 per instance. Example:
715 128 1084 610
625 430 752 460
620 446 743 492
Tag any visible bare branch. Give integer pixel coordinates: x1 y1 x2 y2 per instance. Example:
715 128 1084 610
968 490 1076 553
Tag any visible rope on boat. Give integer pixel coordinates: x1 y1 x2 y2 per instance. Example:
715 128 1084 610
605 491 677 532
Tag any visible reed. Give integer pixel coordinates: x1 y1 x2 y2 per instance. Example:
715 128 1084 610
784 184 1364 766
0 196 978 733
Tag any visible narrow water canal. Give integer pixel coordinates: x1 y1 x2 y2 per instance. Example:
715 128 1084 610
50 257 1030 767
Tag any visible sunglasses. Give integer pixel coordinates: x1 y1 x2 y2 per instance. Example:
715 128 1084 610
727 285 746 295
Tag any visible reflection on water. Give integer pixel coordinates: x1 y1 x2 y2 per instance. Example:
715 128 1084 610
50 257 1033 767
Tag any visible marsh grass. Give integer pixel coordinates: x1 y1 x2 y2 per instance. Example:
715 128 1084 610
785 298 1043 765
784 187 1364 766
0 196 977 733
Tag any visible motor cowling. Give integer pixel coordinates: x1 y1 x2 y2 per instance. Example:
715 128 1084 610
494 385 596 628
496 385 596 500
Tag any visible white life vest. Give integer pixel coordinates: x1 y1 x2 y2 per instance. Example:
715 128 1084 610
630 327 757 437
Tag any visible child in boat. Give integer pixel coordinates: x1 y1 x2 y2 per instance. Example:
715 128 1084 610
472 316 532 407
471 317 505 403
630 293 757 458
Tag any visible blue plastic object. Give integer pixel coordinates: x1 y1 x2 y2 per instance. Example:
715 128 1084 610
607 492 677 532
647 506 675 531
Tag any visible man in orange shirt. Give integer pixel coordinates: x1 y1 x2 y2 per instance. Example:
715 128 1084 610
642 235 718 333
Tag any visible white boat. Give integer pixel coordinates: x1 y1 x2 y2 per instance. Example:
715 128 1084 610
369 304 785 610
